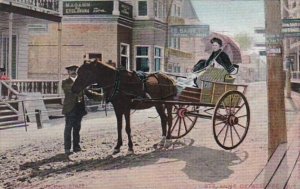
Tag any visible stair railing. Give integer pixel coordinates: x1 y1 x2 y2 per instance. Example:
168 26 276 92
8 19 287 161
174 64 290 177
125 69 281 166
0 80 20 100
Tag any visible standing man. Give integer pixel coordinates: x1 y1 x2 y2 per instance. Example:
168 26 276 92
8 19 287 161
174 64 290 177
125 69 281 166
62 65 102 155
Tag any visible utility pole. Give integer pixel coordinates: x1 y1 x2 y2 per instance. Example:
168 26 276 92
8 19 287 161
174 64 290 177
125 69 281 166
264 0 287 159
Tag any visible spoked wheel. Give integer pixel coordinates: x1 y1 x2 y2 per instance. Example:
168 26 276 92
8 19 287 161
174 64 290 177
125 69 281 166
169 104 199 139
213 90 250 150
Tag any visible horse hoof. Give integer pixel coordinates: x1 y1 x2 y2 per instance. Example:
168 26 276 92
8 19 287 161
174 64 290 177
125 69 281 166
163 139 173 149
112 149 120 155
127 149 134 155
157 136 166 148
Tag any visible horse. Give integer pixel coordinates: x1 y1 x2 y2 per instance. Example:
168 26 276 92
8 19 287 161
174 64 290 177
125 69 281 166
71 60 177 154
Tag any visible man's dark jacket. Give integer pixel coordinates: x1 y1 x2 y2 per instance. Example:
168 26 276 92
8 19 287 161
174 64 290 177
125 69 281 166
62 78 86 116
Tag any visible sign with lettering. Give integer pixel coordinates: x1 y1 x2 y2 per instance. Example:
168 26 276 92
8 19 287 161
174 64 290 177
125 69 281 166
63 1 113 15
265 34 282 45
119 2 132 18
282 19 300 37
170 25 210 38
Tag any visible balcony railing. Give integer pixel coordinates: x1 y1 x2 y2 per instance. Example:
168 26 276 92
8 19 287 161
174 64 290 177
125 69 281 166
1 0 60 15
0 80 60 100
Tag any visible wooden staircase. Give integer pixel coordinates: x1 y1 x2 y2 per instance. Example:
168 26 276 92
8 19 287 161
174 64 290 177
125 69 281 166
0 101 26 130
178 87 201 103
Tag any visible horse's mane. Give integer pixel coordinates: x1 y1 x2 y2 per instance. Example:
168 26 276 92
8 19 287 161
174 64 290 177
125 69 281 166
88 60 116 71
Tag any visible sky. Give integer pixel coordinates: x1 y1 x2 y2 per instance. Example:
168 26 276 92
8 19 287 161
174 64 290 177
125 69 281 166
191 0 265 38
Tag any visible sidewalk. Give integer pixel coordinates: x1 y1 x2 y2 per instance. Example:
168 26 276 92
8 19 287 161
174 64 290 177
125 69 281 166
248 93 300 189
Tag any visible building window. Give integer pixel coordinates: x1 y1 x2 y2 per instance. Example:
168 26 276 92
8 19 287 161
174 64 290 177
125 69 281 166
169 37 180 49
136 46 149 72
174 64 181 73
154 0 164 19
120 43 130 70
154 47 163 71
171 4 181 17
138 1 147 16
177 6 181 17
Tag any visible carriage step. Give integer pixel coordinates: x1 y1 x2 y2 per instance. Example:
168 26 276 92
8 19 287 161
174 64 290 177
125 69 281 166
178 95 200 103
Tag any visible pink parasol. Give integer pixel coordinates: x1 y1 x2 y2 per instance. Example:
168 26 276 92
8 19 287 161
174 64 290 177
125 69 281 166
202 32 242 64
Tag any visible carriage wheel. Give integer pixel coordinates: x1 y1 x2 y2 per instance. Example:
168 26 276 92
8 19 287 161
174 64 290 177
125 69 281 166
169 104 198 139
213 90 250 150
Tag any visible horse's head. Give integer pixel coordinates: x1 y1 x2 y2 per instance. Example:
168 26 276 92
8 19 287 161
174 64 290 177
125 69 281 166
71 60 100 94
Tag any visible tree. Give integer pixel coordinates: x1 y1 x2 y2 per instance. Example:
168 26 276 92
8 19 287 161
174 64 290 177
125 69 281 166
234 33 253 51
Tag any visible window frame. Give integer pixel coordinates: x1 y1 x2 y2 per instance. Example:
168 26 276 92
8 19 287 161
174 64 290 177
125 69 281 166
154 46 163 72
136 0 148 19
154 0 165 21
135 45 150 72
120 43 130 70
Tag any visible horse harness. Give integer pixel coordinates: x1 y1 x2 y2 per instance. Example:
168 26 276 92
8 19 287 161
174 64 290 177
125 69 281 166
104 69 147 103
104 69 171 103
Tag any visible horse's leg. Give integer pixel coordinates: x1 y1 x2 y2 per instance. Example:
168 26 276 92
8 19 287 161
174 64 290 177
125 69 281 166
163 104 174 148
155 104 167 137
155 104 168 147
113 111 123 154
166 104 173 139
124 110 134 154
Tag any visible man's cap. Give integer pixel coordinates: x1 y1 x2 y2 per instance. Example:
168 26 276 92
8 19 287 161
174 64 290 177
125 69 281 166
210 37 223 46
0 67 6 72
65 65 79 71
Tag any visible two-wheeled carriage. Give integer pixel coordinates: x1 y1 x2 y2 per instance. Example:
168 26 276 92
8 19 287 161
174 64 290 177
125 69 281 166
133 65 250 150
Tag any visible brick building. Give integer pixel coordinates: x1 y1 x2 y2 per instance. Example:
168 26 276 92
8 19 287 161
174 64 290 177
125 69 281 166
28 0 205 79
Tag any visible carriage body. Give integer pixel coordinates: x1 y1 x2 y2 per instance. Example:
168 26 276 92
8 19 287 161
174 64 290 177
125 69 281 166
169 65 250 150
133 66 250 150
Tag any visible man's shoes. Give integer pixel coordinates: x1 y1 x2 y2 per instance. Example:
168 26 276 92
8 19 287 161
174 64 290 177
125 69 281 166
65 149 73 156
73 147 86 153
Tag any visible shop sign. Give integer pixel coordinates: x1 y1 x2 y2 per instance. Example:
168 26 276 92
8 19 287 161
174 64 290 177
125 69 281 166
119 2 132 18
282 19 300 38
170 25 210 38
266 46 282 57
63 1 113 15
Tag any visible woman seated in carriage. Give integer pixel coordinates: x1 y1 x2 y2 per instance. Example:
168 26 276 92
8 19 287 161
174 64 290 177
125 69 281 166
177 37 238 89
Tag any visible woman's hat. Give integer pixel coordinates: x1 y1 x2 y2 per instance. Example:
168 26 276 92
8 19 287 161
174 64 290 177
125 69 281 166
0 67 6 72
65 65 78 71
210 37 223 46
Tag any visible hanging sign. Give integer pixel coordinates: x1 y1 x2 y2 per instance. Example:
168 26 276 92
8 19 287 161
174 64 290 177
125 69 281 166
282 19 300 38
170 25 210 38
63 1 113 15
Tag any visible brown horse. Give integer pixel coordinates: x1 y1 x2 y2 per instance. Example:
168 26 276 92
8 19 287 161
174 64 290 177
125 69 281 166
72 60 177 154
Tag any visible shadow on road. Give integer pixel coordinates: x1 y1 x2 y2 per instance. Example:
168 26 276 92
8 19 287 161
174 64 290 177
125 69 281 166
19 141 248 183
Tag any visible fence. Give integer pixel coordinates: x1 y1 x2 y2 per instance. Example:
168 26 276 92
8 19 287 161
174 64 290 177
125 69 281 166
0 96 113 131
0 80 60 99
